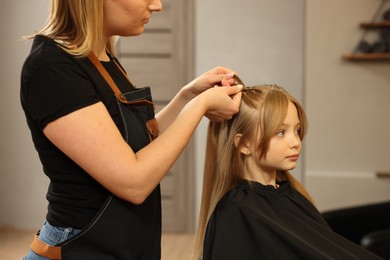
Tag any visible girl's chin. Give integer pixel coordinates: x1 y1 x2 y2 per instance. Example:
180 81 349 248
281 164 297 171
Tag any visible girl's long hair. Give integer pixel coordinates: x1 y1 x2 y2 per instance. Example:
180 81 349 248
193 85 314 259
25 0 116 57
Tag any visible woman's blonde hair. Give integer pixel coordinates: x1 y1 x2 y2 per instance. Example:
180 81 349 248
193 84 314 259
26 0 116 57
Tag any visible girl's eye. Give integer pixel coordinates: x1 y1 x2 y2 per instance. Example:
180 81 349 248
295 128 301 135
276 130 285 136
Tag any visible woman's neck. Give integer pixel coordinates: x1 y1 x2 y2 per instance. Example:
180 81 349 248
94 39 110 61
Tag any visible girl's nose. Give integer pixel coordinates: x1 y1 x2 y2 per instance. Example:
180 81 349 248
149 0 162 12
290 135 301 149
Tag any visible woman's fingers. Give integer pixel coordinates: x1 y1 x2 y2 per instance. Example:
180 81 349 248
204 85 242 122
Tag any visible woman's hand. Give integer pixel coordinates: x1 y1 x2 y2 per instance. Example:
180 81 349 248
183 66 238 99
200 85 243 122
157 66 241 131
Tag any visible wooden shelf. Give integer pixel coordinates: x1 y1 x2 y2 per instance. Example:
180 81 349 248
342 0 390 62
342 53 390 61
376 172 390 178
360 21 390 29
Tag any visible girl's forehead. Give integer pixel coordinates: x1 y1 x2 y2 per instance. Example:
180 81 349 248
283 101 300 123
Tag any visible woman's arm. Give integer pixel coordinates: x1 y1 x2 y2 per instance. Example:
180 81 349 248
43 85 242 205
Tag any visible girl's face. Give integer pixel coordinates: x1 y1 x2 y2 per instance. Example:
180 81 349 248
241 101 302 185
103 0 162 37
259 101 302 173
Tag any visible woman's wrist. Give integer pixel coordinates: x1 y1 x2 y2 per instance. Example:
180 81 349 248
185 91 209 118
179 81 198 103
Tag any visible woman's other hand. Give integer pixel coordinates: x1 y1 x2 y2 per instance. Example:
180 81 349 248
200 84 243 122
183 66 237 99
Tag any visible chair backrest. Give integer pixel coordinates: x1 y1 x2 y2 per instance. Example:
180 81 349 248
361 229 390 259
322 201 390 244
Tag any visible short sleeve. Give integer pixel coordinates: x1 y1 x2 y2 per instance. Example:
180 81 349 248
24 61 100 130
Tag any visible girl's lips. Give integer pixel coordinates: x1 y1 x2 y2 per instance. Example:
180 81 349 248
287 154 299 161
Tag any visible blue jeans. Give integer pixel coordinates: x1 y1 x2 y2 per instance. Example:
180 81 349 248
23 222 81 260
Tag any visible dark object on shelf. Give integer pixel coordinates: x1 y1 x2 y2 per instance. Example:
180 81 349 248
322 201 390 259
380 28 390 42
355 40 372 53
371 40 387 53
383 9 390 21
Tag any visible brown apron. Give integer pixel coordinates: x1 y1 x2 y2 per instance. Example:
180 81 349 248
30 53 161 259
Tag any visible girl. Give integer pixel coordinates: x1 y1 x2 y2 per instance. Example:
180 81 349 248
21 0 242 259
194 81 381 259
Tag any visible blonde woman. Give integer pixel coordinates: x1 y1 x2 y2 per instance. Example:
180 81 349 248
194 83 381 259
21 0 242 259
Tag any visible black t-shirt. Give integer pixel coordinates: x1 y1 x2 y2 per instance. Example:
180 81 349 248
203 180 382 260
20 35 134 229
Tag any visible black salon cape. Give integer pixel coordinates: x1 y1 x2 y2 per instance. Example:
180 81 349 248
203 181 382 260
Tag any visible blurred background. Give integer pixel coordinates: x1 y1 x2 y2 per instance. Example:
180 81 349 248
1 0 389 237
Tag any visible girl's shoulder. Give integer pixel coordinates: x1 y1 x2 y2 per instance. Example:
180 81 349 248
221 180 291 200
215 181 262 211
215 180 294 215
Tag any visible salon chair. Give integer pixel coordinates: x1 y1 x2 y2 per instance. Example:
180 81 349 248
322 201 390 259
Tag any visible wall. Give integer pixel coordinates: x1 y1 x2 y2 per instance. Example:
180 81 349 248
0 0 49 229
305 0 390 211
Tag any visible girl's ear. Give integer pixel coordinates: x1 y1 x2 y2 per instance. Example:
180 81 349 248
234 133 251 155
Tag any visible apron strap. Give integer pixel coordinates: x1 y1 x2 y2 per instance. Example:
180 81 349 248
87 52 153 106
30 231 62 259
87 52 159 140
87 52 124 103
